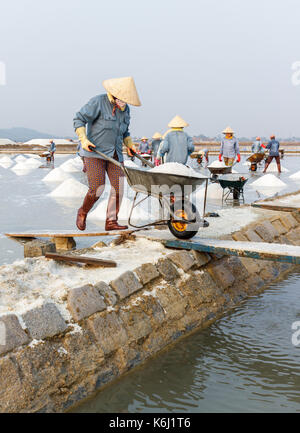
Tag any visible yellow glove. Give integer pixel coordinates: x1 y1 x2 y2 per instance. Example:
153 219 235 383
75 127 95 152
124 136 136 156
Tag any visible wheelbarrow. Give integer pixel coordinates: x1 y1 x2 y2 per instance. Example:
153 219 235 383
88 146 210 239
218 173 249 203
247 152 265 172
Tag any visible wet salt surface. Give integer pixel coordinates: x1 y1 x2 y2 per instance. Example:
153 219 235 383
73 270 300 413
0 154 300 266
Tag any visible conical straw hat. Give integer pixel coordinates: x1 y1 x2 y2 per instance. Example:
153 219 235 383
102 76 141 106
141 137 148 141
168 115 189 128
222 126 234 134
152 132 162 139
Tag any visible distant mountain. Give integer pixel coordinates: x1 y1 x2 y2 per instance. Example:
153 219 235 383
0 127 75 142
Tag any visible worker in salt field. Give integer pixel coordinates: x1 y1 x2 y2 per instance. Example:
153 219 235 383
73 76 140 231
151 132 163 166
251 137 264 154
157 115 194 165
196 148 209 166
262 134 281 173
219 126 241 166
49 140 56 163
139 137 150 154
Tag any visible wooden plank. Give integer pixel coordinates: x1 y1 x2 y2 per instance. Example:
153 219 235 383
5 229 144 239
164 239 300 265
251 203 300 212
44 252 117 267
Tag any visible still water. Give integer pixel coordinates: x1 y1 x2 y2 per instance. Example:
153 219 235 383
74 271 300 413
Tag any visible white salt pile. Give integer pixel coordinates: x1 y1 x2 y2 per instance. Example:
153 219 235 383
0 157 13 168
149 162 204 177
11 168 34 176
11 162 32 171
0 156 13 163
207 160 227 168
265 162 289 173
289 170 300 180
48 178 88 198
59 160 81 173
70 157 83 169
195 182 223 201
15 155 27 163
42 167 73 183
25 158 41 168
251 174 286 188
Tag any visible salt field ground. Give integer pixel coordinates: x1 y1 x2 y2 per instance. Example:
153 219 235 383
1 153 300 266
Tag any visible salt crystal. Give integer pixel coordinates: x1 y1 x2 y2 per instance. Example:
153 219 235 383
14 155 27 163
149 162 205 177
207 160 227 168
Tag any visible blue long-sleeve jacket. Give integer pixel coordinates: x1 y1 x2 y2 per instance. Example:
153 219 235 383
139 141 150 153
158 130 194 165
266 139 280 157
251 140 264 154
73 93 130 162
220 137 240 158
49 142 56 152
151 139 162 158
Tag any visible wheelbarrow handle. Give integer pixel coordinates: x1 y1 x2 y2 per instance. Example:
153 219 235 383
88 145 124 170
123 142 155 168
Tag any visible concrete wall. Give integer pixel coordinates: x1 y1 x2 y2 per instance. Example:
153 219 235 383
0 210 300 412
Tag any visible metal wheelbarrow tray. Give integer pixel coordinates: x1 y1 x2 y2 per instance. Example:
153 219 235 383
218 173 249 202
207 165 233 179
247 152 265 163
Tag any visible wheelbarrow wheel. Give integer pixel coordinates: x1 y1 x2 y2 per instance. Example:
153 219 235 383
168 200 200 239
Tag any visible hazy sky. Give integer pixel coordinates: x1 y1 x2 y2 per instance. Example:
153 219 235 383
1 0 300 138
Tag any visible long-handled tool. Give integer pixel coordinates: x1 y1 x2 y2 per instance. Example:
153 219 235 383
87 144 154 169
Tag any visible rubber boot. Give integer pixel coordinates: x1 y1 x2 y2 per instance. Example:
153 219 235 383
105 187 128 231
76 192 99 231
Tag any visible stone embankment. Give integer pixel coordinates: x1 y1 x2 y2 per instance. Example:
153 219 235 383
0 210 300 412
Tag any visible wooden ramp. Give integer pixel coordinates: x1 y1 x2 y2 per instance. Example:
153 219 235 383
164 238 300 265
5 229 142 238
5 229 147 251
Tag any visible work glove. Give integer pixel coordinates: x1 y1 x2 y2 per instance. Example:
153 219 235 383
218 154 222 162
75 127 95 152
237 154 241 163
124 136 136 157
154 158 161 167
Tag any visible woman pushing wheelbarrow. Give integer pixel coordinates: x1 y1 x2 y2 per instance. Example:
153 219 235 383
73 76 140 231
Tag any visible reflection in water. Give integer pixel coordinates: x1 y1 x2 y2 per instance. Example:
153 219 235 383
74 272 300 413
